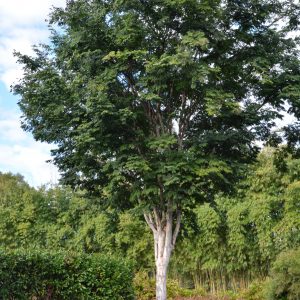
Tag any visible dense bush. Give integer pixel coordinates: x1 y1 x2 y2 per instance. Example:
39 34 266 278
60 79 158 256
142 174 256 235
133 271 206 300
238 281 265 300
0 249 134 299
265 248 300 300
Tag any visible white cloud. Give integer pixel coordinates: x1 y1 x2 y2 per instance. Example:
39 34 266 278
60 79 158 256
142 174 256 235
0 108 60 187
0 143 59 187
0 119 28 142
0 0 65 88
0 0 65 28
0 0 64 186
0 29 48 87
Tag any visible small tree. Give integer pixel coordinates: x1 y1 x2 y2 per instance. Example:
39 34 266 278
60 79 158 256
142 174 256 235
14 1 300 299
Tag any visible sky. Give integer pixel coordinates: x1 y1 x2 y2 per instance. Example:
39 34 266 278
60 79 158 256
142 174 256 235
0 0 65 187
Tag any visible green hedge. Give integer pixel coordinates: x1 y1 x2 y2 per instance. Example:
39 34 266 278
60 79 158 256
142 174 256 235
0 249 134 299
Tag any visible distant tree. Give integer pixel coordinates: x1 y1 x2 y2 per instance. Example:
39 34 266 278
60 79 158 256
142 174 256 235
0 172 36 248
13 1 300 299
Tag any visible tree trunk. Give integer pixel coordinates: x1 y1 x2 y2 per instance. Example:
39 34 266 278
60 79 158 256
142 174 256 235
154 226 173 300
144 202 181 300
156 251 169 300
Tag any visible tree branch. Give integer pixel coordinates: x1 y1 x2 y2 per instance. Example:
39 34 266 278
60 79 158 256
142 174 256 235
153 206 162 229
172 208 181 247
164 200 173 259
144 213 157 233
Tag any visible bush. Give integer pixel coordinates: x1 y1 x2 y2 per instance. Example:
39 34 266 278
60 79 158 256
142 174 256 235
265 248 300 300
0 249 134 299
133 271 206 300
238 280 265 300
134 271 156 300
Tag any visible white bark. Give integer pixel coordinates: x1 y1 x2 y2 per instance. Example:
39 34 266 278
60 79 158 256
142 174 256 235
144 204 181 300
156 253 169 300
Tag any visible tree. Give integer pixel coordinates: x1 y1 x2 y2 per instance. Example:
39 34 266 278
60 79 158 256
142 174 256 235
0 172 36 248
13 1 300 299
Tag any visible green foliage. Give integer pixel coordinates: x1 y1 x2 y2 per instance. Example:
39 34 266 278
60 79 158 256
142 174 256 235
0 172 40 248
238 281 265 300
0 172 153 270
133 271 206 300
134 271 156 300
0 145 299 295
170 148 300 291
115 212 154 270
0 249 134 300
265 248 300 300
167 280 206 299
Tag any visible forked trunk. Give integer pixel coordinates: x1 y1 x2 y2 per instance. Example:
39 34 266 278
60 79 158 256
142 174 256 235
144 202 181 300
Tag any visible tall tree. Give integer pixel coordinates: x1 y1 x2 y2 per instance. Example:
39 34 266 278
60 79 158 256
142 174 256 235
13 1 300 299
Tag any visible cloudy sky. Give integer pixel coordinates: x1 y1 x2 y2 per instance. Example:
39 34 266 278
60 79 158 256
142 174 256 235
0 0 65 186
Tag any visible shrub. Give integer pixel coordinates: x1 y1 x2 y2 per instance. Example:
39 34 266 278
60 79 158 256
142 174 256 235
0 249 134 299
133 271 206 300
134 271 156 300
238 280 265 300
265 248 300 300
167 279 206 298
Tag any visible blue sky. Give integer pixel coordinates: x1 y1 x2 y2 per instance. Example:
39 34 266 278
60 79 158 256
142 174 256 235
0 0 65 186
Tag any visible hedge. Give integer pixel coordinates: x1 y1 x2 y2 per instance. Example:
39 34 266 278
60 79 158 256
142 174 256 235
0 249 134 299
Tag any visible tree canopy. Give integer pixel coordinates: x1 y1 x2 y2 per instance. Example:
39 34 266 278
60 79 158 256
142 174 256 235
14 0 300 200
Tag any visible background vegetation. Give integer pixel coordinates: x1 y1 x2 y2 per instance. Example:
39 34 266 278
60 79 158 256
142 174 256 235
0 147 299 299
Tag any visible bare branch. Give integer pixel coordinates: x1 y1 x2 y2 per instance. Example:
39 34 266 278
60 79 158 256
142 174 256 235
154 232 158 261
162 200 173 259
153 207 162 229
144 213 157 233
